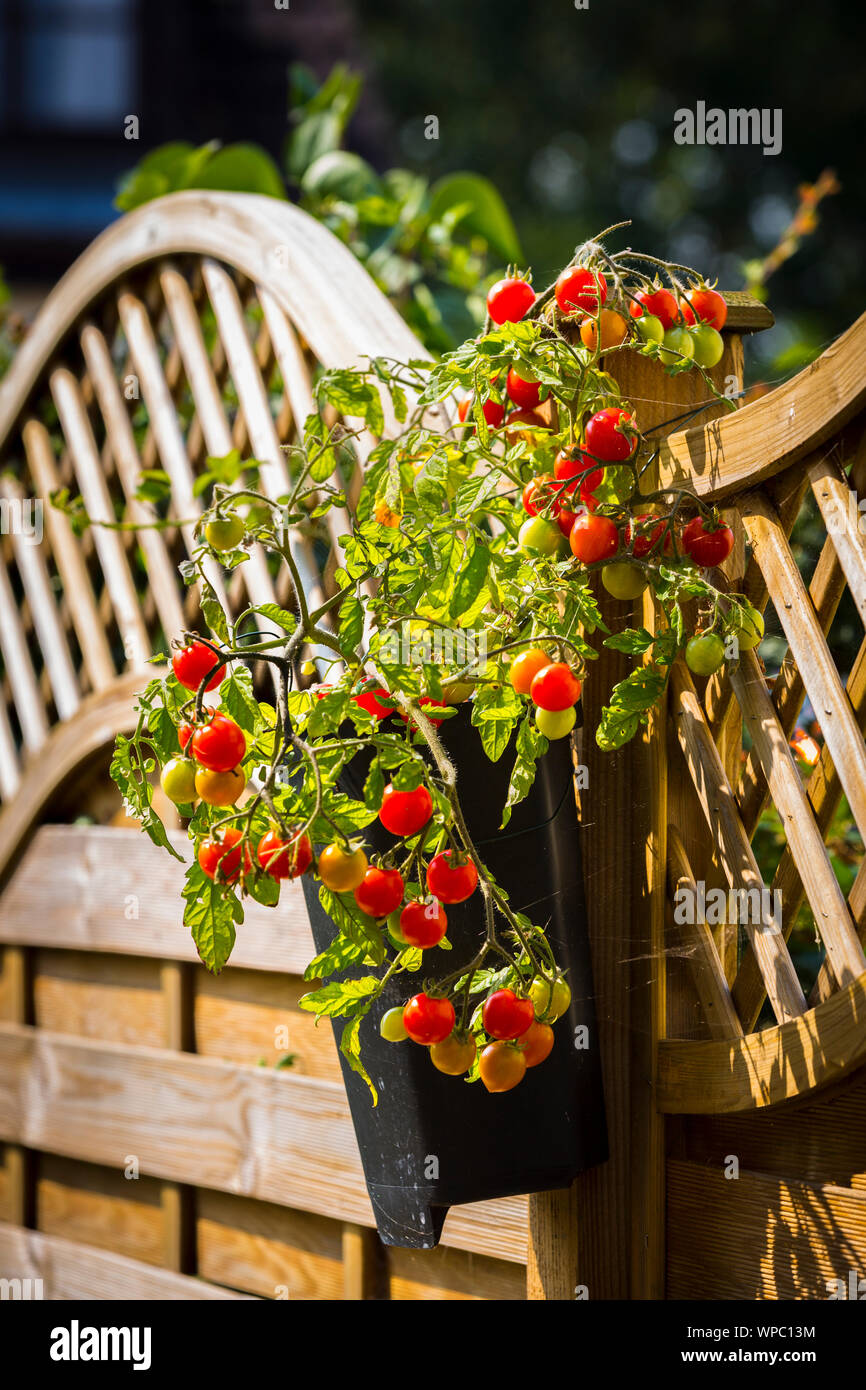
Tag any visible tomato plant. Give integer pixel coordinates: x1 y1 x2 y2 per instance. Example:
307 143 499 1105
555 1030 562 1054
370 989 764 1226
102 224 757 1101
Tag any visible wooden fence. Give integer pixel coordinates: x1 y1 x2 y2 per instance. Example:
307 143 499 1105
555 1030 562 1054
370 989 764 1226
0 191 864 1299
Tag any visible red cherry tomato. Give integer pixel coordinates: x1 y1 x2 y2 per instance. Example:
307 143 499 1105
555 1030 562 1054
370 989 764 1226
519 1020 555 1067
684 287 728 331
379 783 433 837
554 448 603 494
522 474 561 517
197 828 252 883
530 662 582 711
354 866 405 918
172 641 223 693
629 287 678 330
482 988 535 1040
506 367 543 409
178 720 194 751
399 899 448 949
479 1040 526 1092
569 512 619 563
682 516 734 567
557 503 582 537
191 712 246 773
584 406 636 462
504 408 548 446
426 850 478 903
352 686 393 720
555 266 607 316
486 276 535 325
403 992 456 1045
458 395 505 430
257 829 313 880
629 514 673 557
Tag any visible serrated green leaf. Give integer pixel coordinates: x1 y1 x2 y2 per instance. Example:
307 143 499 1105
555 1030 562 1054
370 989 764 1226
298 975 381 1018
182 865 242 973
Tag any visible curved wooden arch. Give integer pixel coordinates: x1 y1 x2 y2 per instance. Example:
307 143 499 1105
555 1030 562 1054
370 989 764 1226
656 311 866 500
0 190 445 446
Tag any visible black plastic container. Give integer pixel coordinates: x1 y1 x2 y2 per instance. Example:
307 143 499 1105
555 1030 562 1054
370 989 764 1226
301 706 608 1248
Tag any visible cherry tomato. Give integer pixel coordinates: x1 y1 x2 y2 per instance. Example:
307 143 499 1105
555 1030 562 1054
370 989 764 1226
530 975 572 1021
579 309 628 352
318 843 368 892
399 899 447 949
458 395 505 430
178 720 194 751
660 325 694 366
430 1031 477 1076
684 286 728 331
195 765 246 806
483 988 534 1040
197 828 252 883
557 503 582 537
487 277 535 325
479 1041 527 1093
630 514 672 557
601 562 647 600
554 448 603 494
403 992 456 1045
510 648 551 695
386 908 409 949
522 474 560 517
555 266 607 316
519 1021 555 1068
205 514 245 552
507 367 543 408
569 512 619 563
504 408 548 446
634 312 664 343
457 397 471 423
380 1007 409 1042
191 712 246 773
689 324 724 368
160 757 197 805
426 850 478 903
351 686 393 721
685 633 726 676
682 516 734 567
733 604 764 650
519 516 562 556
374 501 401 528
354 865 405 918
530 662 582 711
379 783 433 837
257 829 313 880
172 641 223 693
629 287 678 330
535 706 576 740
585 407 636 462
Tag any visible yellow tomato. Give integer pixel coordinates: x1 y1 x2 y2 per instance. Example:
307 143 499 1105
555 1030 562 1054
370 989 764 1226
194 766 246 806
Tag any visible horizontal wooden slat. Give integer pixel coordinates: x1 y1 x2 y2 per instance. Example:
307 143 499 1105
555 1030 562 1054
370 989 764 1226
0 1023 528 1263
667 1159 866 1300
33 951 166 1048
0 824 316 974
36 1154 166 1268
658 971 866 1112
197 1190 344 1300
0 1223 252 1299
389 1244 526 1301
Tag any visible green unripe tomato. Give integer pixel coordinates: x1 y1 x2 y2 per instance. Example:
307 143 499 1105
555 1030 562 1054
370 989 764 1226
660 325 695 366
379 1007 409 1042
535 705 576 740
685 632 726 676
205 514 245 552
530 975 572 1022
442 679 474 704
387 909 409 950
160 757 197 805
601 562 648 600
733 604 765 651
519 515 563 556
635 313 664 344
690 324 725 368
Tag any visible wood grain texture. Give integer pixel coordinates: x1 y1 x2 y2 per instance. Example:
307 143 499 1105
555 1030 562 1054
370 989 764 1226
33 951 165 1048
0 1223 253 1299
389 1245 525 1301
197 1190 344 1300
36 1156 165 1268
0 1022 528 1263
667 1159 866 1300
194 969 342 1080
658 973 866 1112
667 826 743 1040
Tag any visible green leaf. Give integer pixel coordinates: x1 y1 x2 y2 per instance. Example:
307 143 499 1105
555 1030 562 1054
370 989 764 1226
603 627 655 655
110 735 184 862
304 934 371 980
596 666 669 752
339 590 364 655
298 975 381 1018
363 759 385 811
255 603 297 634
502 716 546 826
428 172 523 263
186 143 286 199
340 1013 378 1105
450 540 489 620
182 865 242 973
302 151 379 203
221 666 261 736
201 581 229 644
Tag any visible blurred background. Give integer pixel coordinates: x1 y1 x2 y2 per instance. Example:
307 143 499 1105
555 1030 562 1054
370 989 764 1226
0 0 862 379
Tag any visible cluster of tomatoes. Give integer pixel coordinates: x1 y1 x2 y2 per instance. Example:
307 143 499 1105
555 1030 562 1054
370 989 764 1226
486 265 729 370
379 973 572 1094
507 651 582 741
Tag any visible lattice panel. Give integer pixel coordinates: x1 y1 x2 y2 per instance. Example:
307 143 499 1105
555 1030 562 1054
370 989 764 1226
666 426 866 1043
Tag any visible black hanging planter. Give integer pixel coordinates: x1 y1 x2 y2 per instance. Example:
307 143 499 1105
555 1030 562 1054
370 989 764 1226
301 705 608 1249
